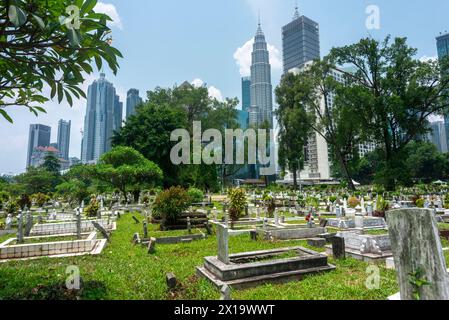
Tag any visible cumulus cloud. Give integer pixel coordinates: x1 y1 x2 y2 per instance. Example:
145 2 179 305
420 55 438 63
191 79 224 102
233 38 282 77
95 2 123 29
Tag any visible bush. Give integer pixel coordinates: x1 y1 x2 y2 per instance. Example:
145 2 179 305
348 197 360 208
32 193 50 208
17 194 31 210
85 198 100 217
5 201 18 215
415 198 425 208
153 187 190 224
228 188 247 225
329 196 337 203
0 191 9 208
187 187 204 204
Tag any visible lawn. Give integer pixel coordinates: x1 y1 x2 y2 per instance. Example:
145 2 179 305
0 213 400 300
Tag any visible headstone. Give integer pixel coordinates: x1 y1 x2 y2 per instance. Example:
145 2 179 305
76 211 82 239
132 216 140 224
147 237 156 254
143 221 148 239
331 236 345 259
224 212 229 227
387 209 449 300
256 206 261 219
216 223 229 264
250 230 258 241
25 210 33 236
319 219 328 228
205 223 213 235
166 272 177 290
274 209 279 226
307 238 326 248
92 221 110 241
335 205 341 219
367 204 373 216
5 214 12 230
132 233 141 245
220 284 232 301
187 217 192 234
17 212 24 244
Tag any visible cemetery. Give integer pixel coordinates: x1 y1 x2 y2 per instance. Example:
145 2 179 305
2 184 449 300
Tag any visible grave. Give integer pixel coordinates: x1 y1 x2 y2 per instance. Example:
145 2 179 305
30 219 116 236
327 216 386 230
257 226 326 241
196 224 335 289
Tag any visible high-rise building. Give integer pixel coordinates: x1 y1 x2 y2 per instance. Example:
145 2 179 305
126 88 142 119
437 32 449 153
282 6 320 73
26 124 51 169
57 119 71 160
249 21 273 128
427 121 448 153
241 77 251 112
81 73 122 164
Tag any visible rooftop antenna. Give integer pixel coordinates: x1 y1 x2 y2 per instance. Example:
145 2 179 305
293 1 300 20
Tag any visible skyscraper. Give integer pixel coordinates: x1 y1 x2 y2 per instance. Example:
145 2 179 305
26 124 51 169
241 77 251 112
282 6 320 73
81 73 122 164
437 32 449 152
249 21 273 128
57 119 71 160
126 88 142 119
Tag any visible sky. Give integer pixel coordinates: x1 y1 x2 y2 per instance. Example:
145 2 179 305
1 0 449 175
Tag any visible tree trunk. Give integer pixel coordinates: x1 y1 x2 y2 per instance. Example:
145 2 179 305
336 150 355 191
293 169 298 190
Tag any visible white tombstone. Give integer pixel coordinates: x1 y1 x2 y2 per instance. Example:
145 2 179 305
5 214 12 229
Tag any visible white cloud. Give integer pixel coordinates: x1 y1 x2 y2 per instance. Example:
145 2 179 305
420 55 438 63
95 2 123 30
190 79 224 102
233 38 282 77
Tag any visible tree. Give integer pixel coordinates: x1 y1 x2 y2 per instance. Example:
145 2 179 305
328 36 449 190
275 72 311 189
14 167 60 195
41 152 60 174
0 0 122 122
96 147 163 203
56 180 90 207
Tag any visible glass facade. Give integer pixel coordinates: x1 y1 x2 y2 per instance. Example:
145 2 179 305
437 33 449 153
241 77 251 112
282 11 320 73
81 73 122 164
126 88 143 119
26 124 51 169
57 119 71 160
250 23 273 128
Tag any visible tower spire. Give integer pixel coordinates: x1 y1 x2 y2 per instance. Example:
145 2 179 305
293 1 300 20
256 11 264 36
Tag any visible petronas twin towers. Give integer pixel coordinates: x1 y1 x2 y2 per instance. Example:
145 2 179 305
249 21 273 128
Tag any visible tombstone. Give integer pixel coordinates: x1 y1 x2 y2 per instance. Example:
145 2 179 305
187 217 192 234
147 238 156 254
25 209 33 236
132 233 141 245
274 210 279 226
143 221 148 239
250 230 258 241
387 209 449 300
331 236 345 259
17 212 24 244
256 206 261 219
367 204 373 217
245 205 249 217
224 212 229 227
92 221 110 241
76 211 82 239
166 273 177 290
263 219 268 230
220 284 232 301
213 210 218 223
132 216 140 224
204 223 213 235
5 214 12 230
319 219 328 228
335 205 341 219
216 223 229 264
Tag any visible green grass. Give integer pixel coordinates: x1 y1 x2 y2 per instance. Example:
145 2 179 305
0 213 400 300
363 229 389 236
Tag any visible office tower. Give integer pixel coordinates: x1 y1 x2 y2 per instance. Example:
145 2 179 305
114 94 123 131
437 32 449 152
428 121 448 153
57 119 71 160
81 73 122 164
249 21 273 128
282 6 320 73
241 77 251 112
126 88 142 119
26 124 51 169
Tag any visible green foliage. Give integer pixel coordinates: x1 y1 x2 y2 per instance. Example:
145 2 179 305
348 196 360 209
56 180 90 207
228 188 247 223
84 197 99 218
5 200 19 214
41 153 61 174
17 194 31 210
152 187 190 224
262 192 276 218
409 268 431 301
187 187 204 204
32 193 50 208
306 197 319 209
0 191 10 208
415 198 425 208
14 167 61 195
0 0 122 122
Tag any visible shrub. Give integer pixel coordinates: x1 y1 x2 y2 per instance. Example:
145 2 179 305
0 191 9 208
17 194 31 210
153 187 190 224
415 198 425 208
348 196 360 208
262 192 276 218
5 201 18 215
33 193 50 208
228 188 247 225
329 196 337 203
85 198 100 217
187 187 204 204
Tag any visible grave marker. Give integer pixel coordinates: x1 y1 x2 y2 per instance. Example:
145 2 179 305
331 236 345 259
216 223 229 264
17 212 24 244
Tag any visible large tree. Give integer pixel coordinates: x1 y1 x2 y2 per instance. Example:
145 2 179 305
0 0 122 122
275 72 311 189
328 36 449 190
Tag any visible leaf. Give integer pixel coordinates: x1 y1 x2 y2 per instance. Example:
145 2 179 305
8 4 27 27
57 83 64 104
0 109 13 123
81 0 98 14
31 14 45 30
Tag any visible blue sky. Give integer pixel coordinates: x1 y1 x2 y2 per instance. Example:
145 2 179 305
1 0 449 174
